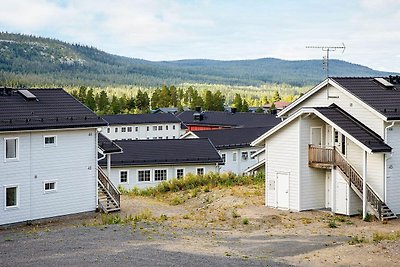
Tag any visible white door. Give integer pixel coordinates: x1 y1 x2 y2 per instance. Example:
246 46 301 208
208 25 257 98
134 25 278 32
335 180 348 215
311 127 322 146
325 172 331 208
277 173 289 209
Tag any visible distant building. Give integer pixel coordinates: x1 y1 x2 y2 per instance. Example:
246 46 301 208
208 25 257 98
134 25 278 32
181 127 272 174
99 138 223 189
101 113 185 140
0 88 108 225
152 107 190 114
176 108 281 132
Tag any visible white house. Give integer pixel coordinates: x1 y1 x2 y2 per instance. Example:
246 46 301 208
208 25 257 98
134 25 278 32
0 87 108 226
252 76 400 220
101 113 184 141
99 138 223 189
181 127 272 175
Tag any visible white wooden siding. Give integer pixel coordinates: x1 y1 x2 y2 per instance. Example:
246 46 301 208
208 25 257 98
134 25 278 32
219 147 260 175
386 124 400 213
0 129 97 225
299 117 326 210
109 164 219 190
287 84 384 138
265 118 299 211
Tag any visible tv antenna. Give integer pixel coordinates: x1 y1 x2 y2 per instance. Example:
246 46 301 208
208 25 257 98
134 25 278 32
306 43 345 78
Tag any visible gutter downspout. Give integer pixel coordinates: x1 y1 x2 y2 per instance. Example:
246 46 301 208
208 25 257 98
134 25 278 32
384 121 395 202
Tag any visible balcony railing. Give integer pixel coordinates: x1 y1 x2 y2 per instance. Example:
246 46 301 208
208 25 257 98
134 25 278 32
308 145 335 168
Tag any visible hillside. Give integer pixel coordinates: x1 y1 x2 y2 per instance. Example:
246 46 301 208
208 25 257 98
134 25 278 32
0 32 395 88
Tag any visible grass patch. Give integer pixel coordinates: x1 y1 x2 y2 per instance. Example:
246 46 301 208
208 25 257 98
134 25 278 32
101 209 153 225
232 209 241 218
348 235 368 245
242 218 249 225
328 220 337 228
372 231 400 243
121 172 264 197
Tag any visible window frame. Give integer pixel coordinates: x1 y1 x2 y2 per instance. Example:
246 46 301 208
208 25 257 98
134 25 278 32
4 137 19 162
4 185 19 209
43 135 57 147
127 127 132 132
114 127 118 133
154 169 167 181
119 170 129 184
43 180 57 193
121 127 127 133
138 169 151 182
176 168 185 179
232 152 237 162
158 125 162 131
196 167 205 176
153 126 157 131
241 151 249 161
221 153 226 163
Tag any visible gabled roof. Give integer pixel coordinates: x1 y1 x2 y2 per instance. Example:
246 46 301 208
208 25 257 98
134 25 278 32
188 127 272 149
0 88 106 132
99 138 223 167
278 77 400 121
176 110 281 128
98 133 123 154
102 113 181 125
252 104 391 153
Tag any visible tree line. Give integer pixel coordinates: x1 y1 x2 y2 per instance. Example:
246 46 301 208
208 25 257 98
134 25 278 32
70 85 284 115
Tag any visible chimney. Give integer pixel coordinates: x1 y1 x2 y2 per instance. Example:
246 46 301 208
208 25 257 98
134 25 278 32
231 107 237 114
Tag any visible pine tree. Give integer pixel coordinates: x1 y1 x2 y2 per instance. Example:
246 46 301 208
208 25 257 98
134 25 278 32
242 99 249 112
232 93 243 111
85 88 96 111
97 91 109 113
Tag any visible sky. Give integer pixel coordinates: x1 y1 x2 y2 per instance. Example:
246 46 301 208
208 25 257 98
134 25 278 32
0 0 399 72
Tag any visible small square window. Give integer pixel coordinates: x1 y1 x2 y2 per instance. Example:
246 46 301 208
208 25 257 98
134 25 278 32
176 169 184 179
5 138 18 160
120 171 128 183
158 137 162 139
158 126 162 130
154 169 167 181
153 137 157 139
121 127 126 132
127 127 132 132
196 168 204 176
115 128 118 133
153 126 157 131
44 136 56 147
44 182 57 192
241 152 248 161
5 186 18 208
138 170 151 182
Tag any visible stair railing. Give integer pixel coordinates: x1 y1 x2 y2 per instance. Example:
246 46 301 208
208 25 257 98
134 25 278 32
98 167 121 208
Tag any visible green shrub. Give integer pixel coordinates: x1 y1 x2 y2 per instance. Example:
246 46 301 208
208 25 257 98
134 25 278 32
328 220 337 228
242 218 249 225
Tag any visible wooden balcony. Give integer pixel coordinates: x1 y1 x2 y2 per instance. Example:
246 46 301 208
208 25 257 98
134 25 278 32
308 145 334 169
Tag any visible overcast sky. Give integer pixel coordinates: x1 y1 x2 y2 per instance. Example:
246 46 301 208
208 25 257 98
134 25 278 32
0 0 399 72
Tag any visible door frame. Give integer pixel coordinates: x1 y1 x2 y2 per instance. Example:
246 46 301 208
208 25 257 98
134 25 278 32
276 172 290 210
310 126 323 146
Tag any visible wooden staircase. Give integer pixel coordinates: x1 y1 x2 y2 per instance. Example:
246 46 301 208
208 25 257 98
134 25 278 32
98 167 121 213
309 145 397 221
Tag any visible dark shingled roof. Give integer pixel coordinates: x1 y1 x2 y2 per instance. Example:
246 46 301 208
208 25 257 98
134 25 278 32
98 133 122 154
191 127 272 149
176 111 281 128
99 138 223 167
0 88 106 132
331 77 400 120
315 104 391 152
102 113 181 125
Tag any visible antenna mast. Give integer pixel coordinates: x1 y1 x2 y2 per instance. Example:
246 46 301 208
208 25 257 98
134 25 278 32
306 43 345 78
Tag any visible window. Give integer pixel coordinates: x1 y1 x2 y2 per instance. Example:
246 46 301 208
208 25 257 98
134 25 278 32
121 127 126 132
153 126 157 131
221 153 226 163
147 126 150 131
120 170 128 183
176 169 184 179
114 128 118 133
173 125 176 130
196 168 204 176
5 138 18 161
153 137 157 140
241 152 249 161
154 169 167 181
5 186 18 208
44 181 57 193
138 170 151 182
135 127 139 132
173 136 176 139
44 135 56 147
158 126 162 130
107 128 110 134
127 127 132 132
233 152 237 162
158 137 162 139
334 130 339 143
166 125 169 130
166 136 169 139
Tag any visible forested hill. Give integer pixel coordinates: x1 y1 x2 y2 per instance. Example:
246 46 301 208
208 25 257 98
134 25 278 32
0 32 395 88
